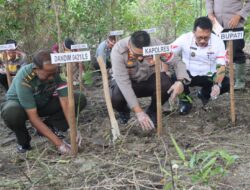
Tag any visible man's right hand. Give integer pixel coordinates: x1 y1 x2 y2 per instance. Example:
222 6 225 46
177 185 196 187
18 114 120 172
208 13 216 24
57 142 71 155
167 81 184 102
136 111 155 131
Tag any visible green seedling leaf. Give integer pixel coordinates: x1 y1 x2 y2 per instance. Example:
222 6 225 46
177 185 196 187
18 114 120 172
202 165 213 181
210 166 224 177
200 152 216 168
163 182 173 190
170 134 186 162
83 71 93 85
191 174 201 183
189 152 196 169
202 157 217 171
218 150 238 166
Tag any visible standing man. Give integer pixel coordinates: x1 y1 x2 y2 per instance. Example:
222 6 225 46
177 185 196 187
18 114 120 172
111 30 190 130
0 50 86 154
0 39 27 90
206 0 250 90
94 35 117 70
171 17 230 115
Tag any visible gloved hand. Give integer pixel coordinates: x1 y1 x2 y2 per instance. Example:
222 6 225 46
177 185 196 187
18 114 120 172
67 129 82 147
57 141 71 155
210 84 220 100
76 130 82 147
136 112 155 131
167 81 184 102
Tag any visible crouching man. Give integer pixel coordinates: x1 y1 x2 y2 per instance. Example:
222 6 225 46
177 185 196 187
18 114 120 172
110 30 190 130
0 50 86 154
171 17 230 115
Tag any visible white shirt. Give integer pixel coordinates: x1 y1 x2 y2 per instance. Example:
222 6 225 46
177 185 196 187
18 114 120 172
171 32 226 76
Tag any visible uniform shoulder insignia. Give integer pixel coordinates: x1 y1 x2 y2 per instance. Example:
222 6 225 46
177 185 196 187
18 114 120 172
23 71 36 83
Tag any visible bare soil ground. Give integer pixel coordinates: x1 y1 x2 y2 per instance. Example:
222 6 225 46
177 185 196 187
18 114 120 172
0 54 250 190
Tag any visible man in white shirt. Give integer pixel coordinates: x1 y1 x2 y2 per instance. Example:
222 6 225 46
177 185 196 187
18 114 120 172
171 17 230 115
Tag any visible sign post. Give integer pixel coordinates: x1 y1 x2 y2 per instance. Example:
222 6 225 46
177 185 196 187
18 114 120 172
219 30 244 125
71 43 89 90
71 44 88 50
143 45 171 136
110 30 124 42
51 51 91 156
97 56 121 141
0 43 16 87
143 28 157 34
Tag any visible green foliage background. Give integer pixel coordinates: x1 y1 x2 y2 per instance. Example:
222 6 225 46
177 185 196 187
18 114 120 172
0 0 249 54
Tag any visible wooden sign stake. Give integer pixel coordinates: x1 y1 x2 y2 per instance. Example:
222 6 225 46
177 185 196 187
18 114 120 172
220 30 243 126
97 56 121 141
228 40 236 125
143 44 171 136
154 55 163 135
110 30 124 43
51 51 91 156
66 63 78 156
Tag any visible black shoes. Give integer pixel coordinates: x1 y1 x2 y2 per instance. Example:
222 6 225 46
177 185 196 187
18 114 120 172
118 112 130 124
197 89 210 106
17 144 32 153
179 94 193 115
179 101 192 115
179 90 210 115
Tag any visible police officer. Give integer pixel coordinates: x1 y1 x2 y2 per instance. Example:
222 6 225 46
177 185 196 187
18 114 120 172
110 30 190 130
207 0 250 89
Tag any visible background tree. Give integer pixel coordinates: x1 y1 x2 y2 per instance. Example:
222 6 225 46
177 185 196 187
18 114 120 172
0 0 249 56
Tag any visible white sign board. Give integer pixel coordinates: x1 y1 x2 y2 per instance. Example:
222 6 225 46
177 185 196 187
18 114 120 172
71 44 88 50
0 43 16 51
51 51 91 64
143 28 157 34
143 45 171 56
110 30 124 36
220 31 244 41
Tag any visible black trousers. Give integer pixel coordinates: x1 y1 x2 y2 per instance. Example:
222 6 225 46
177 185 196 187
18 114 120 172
223 28 246 64
183 72 230 100
0 91 86 146
110 72 172 113
0 74 8 90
